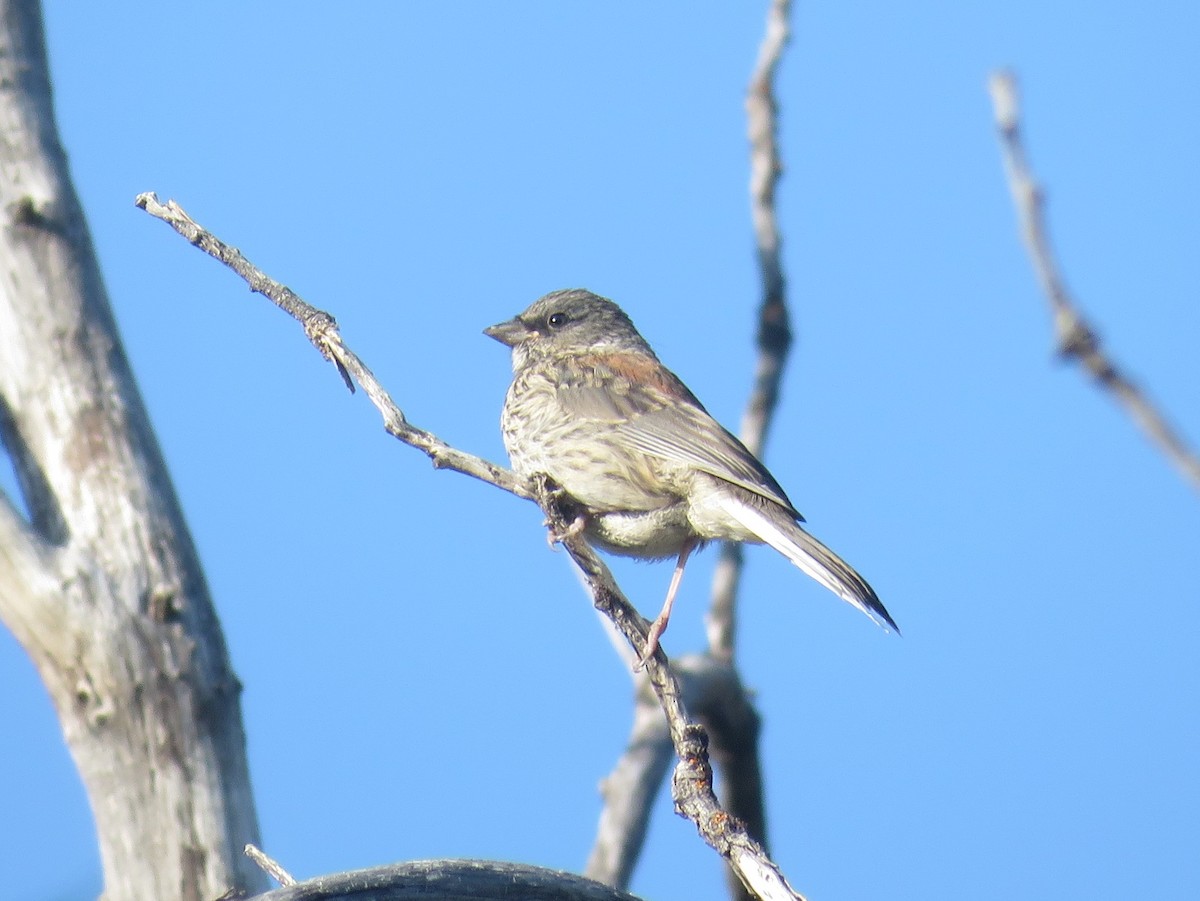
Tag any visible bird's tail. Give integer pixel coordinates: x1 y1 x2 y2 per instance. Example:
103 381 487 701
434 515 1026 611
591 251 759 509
716 494 899 633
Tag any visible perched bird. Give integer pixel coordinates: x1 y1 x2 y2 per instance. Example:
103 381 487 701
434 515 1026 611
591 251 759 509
485 288 896 662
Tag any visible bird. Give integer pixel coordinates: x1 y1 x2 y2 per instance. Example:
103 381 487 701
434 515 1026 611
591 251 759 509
485 288 896 663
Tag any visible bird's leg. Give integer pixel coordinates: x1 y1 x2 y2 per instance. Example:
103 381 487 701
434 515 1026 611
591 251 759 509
637 538 697 669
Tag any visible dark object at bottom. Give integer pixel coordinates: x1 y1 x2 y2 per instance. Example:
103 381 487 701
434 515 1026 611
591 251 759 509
244 859 647 901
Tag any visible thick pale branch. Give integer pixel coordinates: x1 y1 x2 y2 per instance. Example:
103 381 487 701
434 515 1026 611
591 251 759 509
0 490 59 643
988 71 1200 493
136 195 805 901
1 6 263 898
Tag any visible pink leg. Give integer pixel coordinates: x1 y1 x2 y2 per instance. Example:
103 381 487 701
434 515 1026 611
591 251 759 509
637 539 697 669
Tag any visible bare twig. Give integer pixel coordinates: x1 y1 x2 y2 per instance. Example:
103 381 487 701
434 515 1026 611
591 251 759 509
245 844 296 887
708 0 794 663
134 193 530 501
137 194 805 901
988 71 1200 493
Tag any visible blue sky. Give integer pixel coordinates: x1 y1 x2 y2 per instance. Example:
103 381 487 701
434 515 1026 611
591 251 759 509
2 3 1197 900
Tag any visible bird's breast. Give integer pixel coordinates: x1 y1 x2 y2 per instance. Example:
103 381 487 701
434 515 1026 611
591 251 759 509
500 367 683 513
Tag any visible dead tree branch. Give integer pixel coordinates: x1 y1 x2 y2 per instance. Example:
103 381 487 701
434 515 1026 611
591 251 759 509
0 5 264 899
136 194 807 901
988 70 1200 493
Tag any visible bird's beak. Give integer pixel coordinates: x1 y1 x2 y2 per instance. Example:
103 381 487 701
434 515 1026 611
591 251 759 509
483 317 528 348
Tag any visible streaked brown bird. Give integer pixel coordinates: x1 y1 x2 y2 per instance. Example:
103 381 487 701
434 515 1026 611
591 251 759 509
485 289 896 662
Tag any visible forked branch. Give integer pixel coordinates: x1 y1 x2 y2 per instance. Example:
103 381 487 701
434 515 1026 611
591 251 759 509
136 193 806 901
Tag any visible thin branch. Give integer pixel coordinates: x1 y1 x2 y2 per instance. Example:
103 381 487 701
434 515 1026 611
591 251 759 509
134 193 530 501
137 195 806 901
988 71 1200 493
708 0 794 663
245 845 296 888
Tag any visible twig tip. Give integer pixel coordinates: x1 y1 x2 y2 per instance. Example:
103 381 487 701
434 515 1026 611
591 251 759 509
988 69 1019 131
243 843 296 887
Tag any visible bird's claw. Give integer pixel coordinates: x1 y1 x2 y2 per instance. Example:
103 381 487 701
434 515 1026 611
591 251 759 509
634 616 668 671
545 513 587 549
531 473 587 550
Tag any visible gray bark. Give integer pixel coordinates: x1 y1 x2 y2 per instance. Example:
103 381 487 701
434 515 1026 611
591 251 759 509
0 2 265 899
247 860 647 901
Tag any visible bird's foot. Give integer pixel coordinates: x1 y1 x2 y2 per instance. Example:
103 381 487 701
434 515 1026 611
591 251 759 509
532 473 587 550
545 512 587 549
635 615 669 671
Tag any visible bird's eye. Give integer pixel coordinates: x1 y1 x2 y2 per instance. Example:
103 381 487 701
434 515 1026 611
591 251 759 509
546 312 568 329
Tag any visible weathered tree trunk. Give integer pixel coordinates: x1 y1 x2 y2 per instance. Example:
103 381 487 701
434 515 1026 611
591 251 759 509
0 2 265 899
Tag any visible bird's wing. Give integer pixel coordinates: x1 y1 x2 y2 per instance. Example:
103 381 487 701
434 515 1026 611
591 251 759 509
558 357 802 518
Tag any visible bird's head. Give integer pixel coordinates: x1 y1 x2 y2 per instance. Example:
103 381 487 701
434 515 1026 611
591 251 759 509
484 289 654 367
